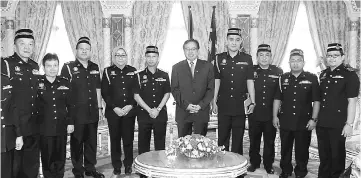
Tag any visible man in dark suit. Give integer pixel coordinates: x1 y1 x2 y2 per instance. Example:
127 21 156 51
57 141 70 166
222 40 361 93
171 39 215 137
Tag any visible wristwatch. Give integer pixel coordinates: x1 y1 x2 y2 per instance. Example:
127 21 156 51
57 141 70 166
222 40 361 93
156 107 162 111
345 122 354 128
310 118 318 123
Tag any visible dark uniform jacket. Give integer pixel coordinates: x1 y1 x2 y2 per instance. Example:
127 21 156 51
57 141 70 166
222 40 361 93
36 76 73 136
318 64 360 128
171 59 215 123
134 68 171 122
252 65 283 121
1 74 21 152
1 53 39 136
101 65 138 119
275 71 320 130
60 59 101 125
214 51 254 115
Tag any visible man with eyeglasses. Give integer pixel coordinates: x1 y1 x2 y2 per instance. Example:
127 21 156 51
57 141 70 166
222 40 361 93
61 37 104 178
212 28 255 159
171 39 215 137
101 46 138 176
273 49 320 178
316 43 360 178
247 44 283 174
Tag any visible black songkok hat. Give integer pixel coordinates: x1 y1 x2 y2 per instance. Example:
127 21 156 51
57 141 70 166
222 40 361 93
227 28 242 37
257 44 271 53
145 46 159 54
14 29 34 42
327 43 343 54
76 37 91 47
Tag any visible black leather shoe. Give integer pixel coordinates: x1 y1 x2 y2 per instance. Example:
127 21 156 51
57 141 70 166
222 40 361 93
247 164 259 172
265 167 275 174
75 175 84 178
113 168 121 175
84 170 105 178
279 172 292 178
125 166 132 175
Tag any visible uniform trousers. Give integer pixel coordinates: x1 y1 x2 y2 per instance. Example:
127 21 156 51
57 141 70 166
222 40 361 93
138 118 167 154
13 134 40 178
107 114 136 169
40 135 67 178
316 126 346 178
217 114 246 155
248 119 276 168
71 122 98 176
279 128 311 177
1 149 14 178
177 120 208 137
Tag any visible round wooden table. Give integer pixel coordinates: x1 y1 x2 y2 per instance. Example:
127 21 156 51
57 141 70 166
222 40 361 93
133 150 248 178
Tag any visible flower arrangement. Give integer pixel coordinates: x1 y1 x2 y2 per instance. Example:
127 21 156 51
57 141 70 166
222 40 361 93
165 134 225 159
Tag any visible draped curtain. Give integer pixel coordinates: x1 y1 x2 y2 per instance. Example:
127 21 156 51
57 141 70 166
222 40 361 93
61 1 104 70
257 1 300 66
131 1 173 69
15 1 56 63
181 1 229 61
304 1 350 66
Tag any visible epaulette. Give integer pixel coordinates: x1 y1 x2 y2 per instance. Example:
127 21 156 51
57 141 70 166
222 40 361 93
64 61 74 65
344 65 357 72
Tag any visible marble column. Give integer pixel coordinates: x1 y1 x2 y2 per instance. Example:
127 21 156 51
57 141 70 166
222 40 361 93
5 17 15 57
102 14 111 70
250 16 258 64
124 16 132 67
348 17 359 68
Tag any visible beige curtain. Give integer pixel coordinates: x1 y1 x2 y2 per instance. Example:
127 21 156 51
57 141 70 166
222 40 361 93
181 1 229 61
15 1 56 63
131 1 173 69
257 1 300 66
304 1 350 66
61 1 104 70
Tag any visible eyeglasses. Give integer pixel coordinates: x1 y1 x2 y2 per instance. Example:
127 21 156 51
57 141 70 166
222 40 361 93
115 54 127 58
184 48 198 52
326 54 341 59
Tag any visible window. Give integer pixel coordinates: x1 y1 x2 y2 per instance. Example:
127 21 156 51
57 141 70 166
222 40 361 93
44 3 73 75
280 2 320 75
158 2 188 119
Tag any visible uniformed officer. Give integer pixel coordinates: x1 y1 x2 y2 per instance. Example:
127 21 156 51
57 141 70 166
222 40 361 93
60 37 104 178
247 44 282 174
1 28 40 178
1 70 23 178
101 46 138 176
37 53 74 178
273 49 320 178
212 28 256 155
316 43 360 178
134 46 171 154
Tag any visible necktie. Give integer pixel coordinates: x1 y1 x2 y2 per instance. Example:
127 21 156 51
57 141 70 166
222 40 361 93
190 61 195 77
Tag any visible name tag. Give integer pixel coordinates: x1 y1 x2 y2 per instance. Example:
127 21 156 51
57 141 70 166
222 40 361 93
268 75 279 79
57 86 69 90
332 75 344 79
32 69 40 75
236 62 248 65
299 80 311 84
90 70 99 74
155 78 166 82
126 72 135 75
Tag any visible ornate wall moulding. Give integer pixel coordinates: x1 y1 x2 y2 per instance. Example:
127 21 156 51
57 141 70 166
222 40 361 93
228 0 261 15
100 0 133 15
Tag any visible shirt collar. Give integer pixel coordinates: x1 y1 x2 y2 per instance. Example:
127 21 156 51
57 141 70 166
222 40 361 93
187 59 197 67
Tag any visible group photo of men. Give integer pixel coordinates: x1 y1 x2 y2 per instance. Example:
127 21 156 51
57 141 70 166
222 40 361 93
1 25 360 178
